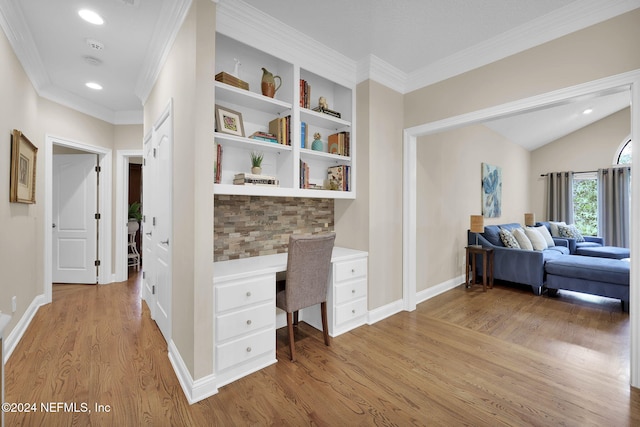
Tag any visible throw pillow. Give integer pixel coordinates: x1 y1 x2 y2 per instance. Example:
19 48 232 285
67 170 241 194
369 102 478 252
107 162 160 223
549 221 566 237
512 228 533 250
532 225 555 247
557 224 585 242
524 227 548 251
499 228 520 249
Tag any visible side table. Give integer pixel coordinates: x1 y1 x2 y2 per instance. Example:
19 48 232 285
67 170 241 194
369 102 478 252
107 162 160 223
465 246 494 291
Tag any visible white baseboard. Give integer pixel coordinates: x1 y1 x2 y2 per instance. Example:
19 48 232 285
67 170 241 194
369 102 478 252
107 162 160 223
4 293 47 363
416 275 464 304
168 339 218 405
367 299 404 325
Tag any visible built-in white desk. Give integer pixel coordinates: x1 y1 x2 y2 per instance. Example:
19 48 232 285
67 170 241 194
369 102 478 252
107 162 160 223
1 313 11 427
213 247 368 387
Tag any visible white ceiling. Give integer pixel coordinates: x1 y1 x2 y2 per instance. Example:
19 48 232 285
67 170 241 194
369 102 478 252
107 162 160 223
0 0 636 147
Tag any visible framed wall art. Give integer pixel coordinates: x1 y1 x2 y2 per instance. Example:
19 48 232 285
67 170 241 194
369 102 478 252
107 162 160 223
215 105 245 137
481 162 501 218
10 129 38 204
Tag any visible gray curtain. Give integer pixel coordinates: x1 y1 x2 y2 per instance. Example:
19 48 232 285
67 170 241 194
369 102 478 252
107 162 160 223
598 167 631 247
546 171 574 223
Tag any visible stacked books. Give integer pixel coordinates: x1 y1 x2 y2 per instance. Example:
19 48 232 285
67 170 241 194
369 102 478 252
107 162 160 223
300 160 310 189
215 72 249 91
299 79 311 108
233 173 279 186
327 165 351 191
327 131 350 156
312 106 341 119
215 144 223 184
268 115 291 145
249 131 278 144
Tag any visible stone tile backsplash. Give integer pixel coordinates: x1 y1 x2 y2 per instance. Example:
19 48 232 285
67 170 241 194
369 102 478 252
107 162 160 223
214 195 334 261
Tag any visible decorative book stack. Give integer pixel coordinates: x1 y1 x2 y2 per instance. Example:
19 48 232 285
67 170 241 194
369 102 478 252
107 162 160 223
234 173 279 186
327 165 351 191
312 106 341 119
215 72 249 91
249 131 278 144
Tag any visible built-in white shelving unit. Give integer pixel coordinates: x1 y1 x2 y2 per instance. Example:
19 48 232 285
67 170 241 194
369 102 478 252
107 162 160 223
213 33 356 199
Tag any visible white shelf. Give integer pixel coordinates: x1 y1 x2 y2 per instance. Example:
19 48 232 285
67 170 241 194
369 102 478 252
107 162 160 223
300 108 350 130
214 132 292 154
215 82 292 116
214 184 355 199
300 148 350 164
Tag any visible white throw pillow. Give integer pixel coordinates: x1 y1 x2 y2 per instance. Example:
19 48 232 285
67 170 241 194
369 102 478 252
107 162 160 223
512 228 533 250
549 221 566 237
525 227 548 251
533 225 554 247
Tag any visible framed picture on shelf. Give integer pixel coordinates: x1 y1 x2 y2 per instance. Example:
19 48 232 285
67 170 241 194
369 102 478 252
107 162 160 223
215 105 245 137
10 129 38 204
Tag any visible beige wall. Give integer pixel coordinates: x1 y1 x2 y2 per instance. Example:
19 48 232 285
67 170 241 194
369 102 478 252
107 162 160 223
416 125 530 290
143 0 215 380
336 80 404 310
530 107 631 222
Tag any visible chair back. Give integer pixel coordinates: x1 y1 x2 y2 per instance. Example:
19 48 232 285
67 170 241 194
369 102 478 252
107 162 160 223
284 233 336 313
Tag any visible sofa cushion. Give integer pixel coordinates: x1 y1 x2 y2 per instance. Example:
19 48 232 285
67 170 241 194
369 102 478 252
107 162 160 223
499 228 520 248
545 256 630 286
482 225 504 247
512 228 533 250
548 221 566 237
532 225 554 247
558 224 585 242
575 246 630 259
546 246 570 255
525 227 547 251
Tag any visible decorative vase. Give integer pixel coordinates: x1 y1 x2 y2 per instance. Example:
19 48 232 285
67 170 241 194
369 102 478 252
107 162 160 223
311 139 323 151
261 67 281 98
251 166 262 174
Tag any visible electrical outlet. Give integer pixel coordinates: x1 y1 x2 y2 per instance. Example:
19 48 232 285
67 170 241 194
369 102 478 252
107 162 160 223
12 296 17 313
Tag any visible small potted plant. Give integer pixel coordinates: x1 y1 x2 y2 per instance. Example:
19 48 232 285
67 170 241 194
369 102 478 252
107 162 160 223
250 151 264 174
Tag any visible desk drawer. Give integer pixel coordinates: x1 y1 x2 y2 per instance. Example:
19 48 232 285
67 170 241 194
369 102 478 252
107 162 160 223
334 279 367 305
216 328 274 372
215 275 273 313
216 302 274 342
334 258 367 283
335 298 367 326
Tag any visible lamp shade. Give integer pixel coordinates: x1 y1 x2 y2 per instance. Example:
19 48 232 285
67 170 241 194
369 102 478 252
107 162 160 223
470 215 484 233
524 213 535 226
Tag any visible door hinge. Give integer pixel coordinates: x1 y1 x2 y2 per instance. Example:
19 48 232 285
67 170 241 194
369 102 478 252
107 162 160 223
94 260 101 266
143 158 146 166
152 285 155 295
142 271 146 279
95 213 101 220
95 165 101 173
143 215 146 223
152 217 156 226
153 148 157 158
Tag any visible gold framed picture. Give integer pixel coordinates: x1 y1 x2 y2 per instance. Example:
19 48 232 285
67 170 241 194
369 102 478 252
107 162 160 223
10 129 37 204
215 105 245 137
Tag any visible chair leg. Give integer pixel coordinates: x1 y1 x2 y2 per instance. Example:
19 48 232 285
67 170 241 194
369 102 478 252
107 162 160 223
321 301 330 347
286 312 296 361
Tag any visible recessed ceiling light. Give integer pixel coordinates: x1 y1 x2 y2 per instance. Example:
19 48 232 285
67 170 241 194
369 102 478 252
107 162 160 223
583 108 593 115
78 9 104 25
86 82 103 90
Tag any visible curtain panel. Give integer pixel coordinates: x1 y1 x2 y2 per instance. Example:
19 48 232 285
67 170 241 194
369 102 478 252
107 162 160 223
546 171 575 223
598 166 631 247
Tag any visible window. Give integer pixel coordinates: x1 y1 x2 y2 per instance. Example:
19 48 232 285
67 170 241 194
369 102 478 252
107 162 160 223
616 138 632 165
573 172 598 236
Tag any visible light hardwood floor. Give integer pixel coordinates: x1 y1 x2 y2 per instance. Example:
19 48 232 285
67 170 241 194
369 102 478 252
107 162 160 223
5 274 639 426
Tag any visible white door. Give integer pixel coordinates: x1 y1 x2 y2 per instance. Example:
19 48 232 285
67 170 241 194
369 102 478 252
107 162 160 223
142 135 156 316
52 154 98 284
143 105 173 342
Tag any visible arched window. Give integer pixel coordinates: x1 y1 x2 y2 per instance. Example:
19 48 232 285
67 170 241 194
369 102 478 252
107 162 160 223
616 138 632 164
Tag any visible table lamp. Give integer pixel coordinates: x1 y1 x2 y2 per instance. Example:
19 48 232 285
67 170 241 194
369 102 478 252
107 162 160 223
524 213 535 227
470 215 484 247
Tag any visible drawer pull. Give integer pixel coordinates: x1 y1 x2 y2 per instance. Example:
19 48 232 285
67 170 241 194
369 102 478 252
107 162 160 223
352 289 356 294
246 319 252 325
246 347 252 353
351 268 355 273
352 309 356 314
246 291 252 297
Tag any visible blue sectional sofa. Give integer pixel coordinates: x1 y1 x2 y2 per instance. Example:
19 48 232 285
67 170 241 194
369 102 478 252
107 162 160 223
536 221 604 254
467 223 570 295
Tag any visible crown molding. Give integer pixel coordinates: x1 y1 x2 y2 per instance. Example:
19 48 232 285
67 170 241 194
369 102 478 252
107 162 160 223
0 0 50 91
134 0 192 104
356 54 407 94
405 0 640 93
216 0 356 88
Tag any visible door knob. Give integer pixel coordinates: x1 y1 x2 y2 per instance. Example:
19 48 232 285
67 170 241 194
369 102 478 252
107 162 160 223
146 232 152 236
52 223 56 228
160 239 169 245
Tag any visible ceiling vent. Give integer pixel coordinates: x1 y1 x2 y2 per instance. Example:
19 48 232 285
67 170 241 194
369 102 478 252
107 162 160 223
83 56 103 66
86 38 104 51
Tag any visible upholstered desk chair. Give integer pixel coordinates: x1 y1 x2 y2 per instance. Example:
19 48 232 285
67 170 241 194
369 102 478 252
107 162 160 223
276 233 336 361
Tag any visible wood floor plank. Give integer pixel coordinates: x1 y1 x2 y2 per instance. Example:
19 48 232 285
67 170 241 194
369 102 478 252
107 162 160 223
4 276 639 426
